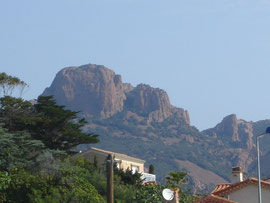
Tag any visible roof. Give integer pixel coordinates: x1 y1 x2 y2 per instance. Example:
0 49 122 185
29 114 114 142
87 147 145 164
211 184 232 194
263 177 270 182
196 177 270 203
212 178 270 196
194 194 237 203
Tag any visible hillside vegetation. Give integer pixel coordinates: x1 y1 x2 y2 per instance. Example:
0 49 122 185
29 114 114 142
0 72 198 203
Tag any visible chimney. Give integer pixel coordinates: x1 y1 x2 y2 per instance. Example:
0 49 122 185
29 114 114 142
231 166 243 184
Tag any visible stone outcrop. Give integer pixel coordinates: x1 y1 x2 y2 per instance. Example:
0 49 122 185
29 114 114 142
42 64 126 118
124 84 190 124
202 114 257 172
42 64 190 124
203 114 254 150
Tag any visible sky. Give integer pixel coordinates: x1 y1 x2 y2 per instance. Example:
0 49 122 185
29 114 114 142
1 0 270 130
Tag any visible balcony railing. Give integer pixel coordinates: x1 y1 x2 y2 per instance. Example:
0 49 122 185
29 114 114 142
141 172 156 183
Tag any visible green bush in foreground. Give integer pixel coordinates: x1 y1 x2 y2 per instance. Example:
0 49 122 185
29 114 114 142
0 166 104 203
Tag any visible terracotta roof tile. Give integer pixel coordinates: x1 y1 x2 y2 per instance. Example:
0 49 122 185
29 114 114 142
211 184 231 194
194 194 237 203
197 177 270 203
212 178 270 196
263 177 270 182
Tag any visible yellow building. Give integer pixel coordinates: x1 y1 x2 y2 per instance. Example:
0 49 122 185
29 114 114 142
75 147 145 174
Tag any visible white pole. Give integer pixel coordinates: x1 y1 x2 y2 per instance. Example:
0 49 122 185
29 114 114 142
257 135 263 203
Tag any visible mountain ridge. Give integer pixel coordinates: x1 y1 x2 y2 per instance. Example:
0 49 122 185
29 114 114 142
42 64 270 192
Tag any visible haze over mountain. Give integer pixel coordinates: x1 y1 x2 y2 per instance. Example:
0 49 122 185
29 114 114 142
42 64 270 192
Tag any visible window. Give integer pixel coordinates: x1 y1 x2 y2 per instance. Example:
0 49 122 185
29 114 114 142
132 165 139 174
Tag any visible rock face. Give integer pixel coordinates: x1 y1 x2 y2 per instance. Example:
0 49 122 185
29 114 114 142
203 114 256 172
203 114 254 150
125 84 190 123
43 64 190 124
125 84 171 116
43 64 126 118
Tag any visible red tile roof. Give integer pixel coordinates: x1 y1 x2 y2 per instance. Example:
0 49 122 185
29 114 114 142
263 177 270 182
196 177 270 203
193 194 237 203
212 178 270 196
211 184 231 194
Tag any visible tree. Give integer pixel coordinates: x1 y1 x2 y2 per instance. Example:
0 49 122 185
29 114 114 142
149 164 155 174
166 171 198 203
31 96 99 150
0 72 28 97
0 96 34 132
0 95 99 151
166 171 188 188
0 125 44 171
0 171 11 191
1 167 105 203
114 167 143 186
133 184 165 202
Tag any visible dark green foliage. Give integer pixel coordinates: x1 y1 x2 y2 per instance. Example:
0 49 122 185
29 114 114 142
133 184 165 203
0 166 105 203
0 73 105 201
0 126 44 171
93 155 98 168
0 171 11 191
0 96 34 132
73 157 137 202
149 164 155 174
179 190 199 203
165 171 199 203
0 95 99 151
114 167 143 186
31 96 99 150
166 171 188 188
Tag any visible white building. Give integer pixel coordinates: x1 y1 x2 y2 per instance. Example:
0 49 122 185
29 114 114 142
195 166 270 203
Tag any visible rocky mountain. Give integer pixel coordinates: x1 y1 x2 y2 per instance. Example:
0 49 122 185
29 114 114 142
42 64 270 193
203 114 254 149
43 64 190 125
202 114 255 173
203 115 270 174
43 64 126 119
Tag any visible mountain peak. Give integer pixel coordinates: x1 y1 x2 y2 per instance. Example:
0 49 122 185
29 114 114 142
42 64 126 118
203 114 254 150
42 64 190 124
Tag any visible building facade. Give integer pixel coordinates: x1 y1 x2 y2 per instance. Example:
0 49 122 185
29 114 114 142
195 167 270 203
75 147 145 173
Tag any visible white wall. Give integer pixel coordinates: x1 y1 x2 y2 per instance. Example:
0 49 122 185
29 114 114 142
228 185 270 203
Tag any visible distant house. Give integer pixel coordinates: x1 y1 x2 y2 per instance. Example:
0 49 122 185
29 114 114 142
74 147 156 183
194 166 270 203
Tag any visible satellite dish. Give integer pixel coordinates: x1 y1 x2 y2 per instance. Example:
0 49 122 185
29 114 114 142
162 188 174 201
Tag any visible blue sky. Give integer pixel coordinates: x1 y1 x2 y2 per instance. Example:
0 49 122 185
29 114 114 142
1 0 270 130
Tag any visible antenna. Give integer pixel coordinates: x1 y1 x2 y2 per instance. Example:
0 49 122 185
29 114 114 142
162 188 174 201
